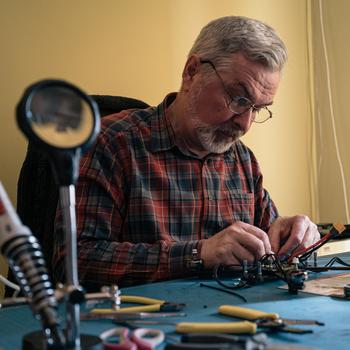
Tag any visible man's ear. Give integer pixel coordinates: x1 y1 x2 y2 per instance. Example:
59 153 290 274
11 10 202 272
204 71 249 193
182 55 201 82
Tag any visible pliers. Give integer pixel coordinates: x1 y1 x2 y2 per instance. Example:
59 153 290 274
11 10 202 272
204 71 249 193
89 295 185 314
165 333 315 349
176 305 324 334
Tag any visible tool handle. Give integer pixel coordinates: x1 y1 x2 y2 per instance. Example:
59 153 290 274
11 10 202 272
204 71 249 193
117 304 162 313
131 328 165 349
176 321 257 334
91 304 162 314
218 305 279 320
121 295 165 305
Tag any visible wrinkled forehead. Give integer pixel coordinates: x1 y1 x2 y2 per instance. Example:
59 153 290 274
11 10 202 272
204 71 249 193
220 53 281 104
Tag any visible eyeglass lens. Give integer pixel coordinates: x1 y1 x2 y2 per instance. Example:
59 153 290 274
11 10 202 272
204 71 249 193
201 59 272 124
228 98 272 123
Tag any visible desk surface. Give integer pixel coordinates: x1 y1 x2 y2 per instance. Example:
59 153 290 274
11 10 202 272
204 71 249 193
1 263 350 350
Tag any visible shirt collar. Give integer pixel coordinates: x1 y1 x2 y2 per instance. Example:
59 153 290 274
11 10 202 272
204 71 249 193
149 93 177 153
149 93 237 161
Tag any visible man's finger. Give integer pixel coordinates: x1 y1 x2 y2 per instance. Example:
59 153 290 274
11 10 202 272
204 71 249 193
238 222 272 254
267 219 283 253
299 224 321 248
278 216 313 256
234 230 270 260
277 229 305 257
230 243 256 264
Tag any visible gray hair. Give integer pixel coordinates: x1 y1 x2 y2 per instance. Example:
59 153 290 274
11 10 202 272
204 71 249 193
189 16 287 71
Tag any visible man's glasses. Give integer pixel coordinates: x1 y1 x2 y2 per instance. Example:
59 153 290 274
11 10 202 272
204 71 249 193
200 60 272 123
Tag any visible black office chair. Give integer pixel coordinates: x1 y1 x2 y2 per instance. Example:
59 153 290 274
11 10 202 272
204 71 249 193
9 95 149 295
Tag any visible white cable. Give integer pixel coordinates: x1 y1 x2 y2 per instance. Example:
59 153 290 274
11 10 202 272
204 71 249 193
306 0 319 222
319 0 350 222
0 274 21 297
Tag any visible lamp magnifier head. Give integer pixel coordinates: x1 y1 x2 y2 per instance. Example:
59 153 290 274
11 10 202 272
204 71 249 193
16 79 100 185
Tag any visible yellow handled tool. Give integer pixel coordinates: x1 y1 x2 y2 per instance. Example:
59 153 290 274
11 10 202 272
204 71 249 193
91 295 165 313
91 295 184 314
120 295 165 304
176 321 257 334
219 305 279 321
92 303 164 313
217 305 323 334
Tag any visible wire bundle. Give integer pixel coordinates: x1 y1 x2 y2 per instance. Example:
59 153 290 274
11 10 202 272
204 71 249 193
288 223 346 263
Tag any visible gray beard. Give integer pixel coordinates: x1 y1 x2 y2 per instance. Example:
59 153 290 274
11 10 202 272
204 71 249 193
187 85 243 154
193 120 243 154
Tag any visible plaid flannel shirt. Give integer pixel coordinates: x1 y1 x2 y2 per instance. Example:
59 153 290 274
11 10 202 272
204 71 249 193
53 94 278 287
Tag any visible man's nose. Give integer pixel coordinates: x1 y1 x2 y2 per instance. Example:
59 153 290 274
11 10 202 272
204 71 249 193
232 108 254 130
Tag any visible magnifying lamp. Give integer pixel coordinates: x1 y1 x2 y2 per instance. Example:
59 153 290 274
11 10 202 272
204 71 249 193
16 79 102 350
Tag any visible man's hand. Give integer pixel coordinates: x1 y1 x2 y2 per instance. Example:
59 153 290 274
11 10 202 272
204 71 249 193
200 221 272 268
268 215 320 258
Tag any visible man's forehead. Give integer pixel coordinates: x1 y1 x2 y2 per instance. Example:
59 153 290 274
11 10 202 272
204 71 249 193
222 56 280 102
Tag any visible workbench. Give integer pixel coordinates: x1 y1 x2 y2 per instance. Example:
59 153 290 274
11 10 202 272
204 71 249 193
1 258 349 350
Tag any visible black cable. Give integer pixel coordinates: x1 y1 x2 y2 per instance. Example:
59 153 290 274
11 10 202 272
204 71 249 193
299 233 336 262
199 283 247 302
325 257 350 267
324 257 337 267
212 265 247 289
260 253 288 281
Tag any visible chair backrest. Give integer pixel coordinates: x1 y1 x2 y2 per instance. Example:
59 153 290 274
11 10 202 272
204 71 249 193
14 95 149 285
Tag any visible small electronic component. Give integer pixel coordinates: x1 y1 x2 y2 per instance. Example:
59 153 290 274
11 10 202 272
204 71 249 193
211 224 350 295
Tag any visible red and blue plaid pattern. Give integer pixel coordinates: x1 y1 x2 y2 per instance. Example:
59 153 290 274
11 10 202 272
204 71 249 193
53 94 278 287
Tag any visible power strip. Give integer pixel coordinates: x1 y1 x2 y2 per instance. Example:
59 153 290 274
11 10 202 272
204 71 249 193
317 238 350 256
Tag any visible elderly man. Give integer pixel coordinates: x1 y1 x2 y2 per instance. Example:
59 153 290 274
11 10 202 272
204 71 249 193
53 16 320 288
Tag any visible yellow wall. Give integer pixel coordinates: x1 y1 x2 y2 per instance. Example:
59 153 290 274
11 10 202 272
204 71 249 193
311 0 350 223
0 0 312 296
